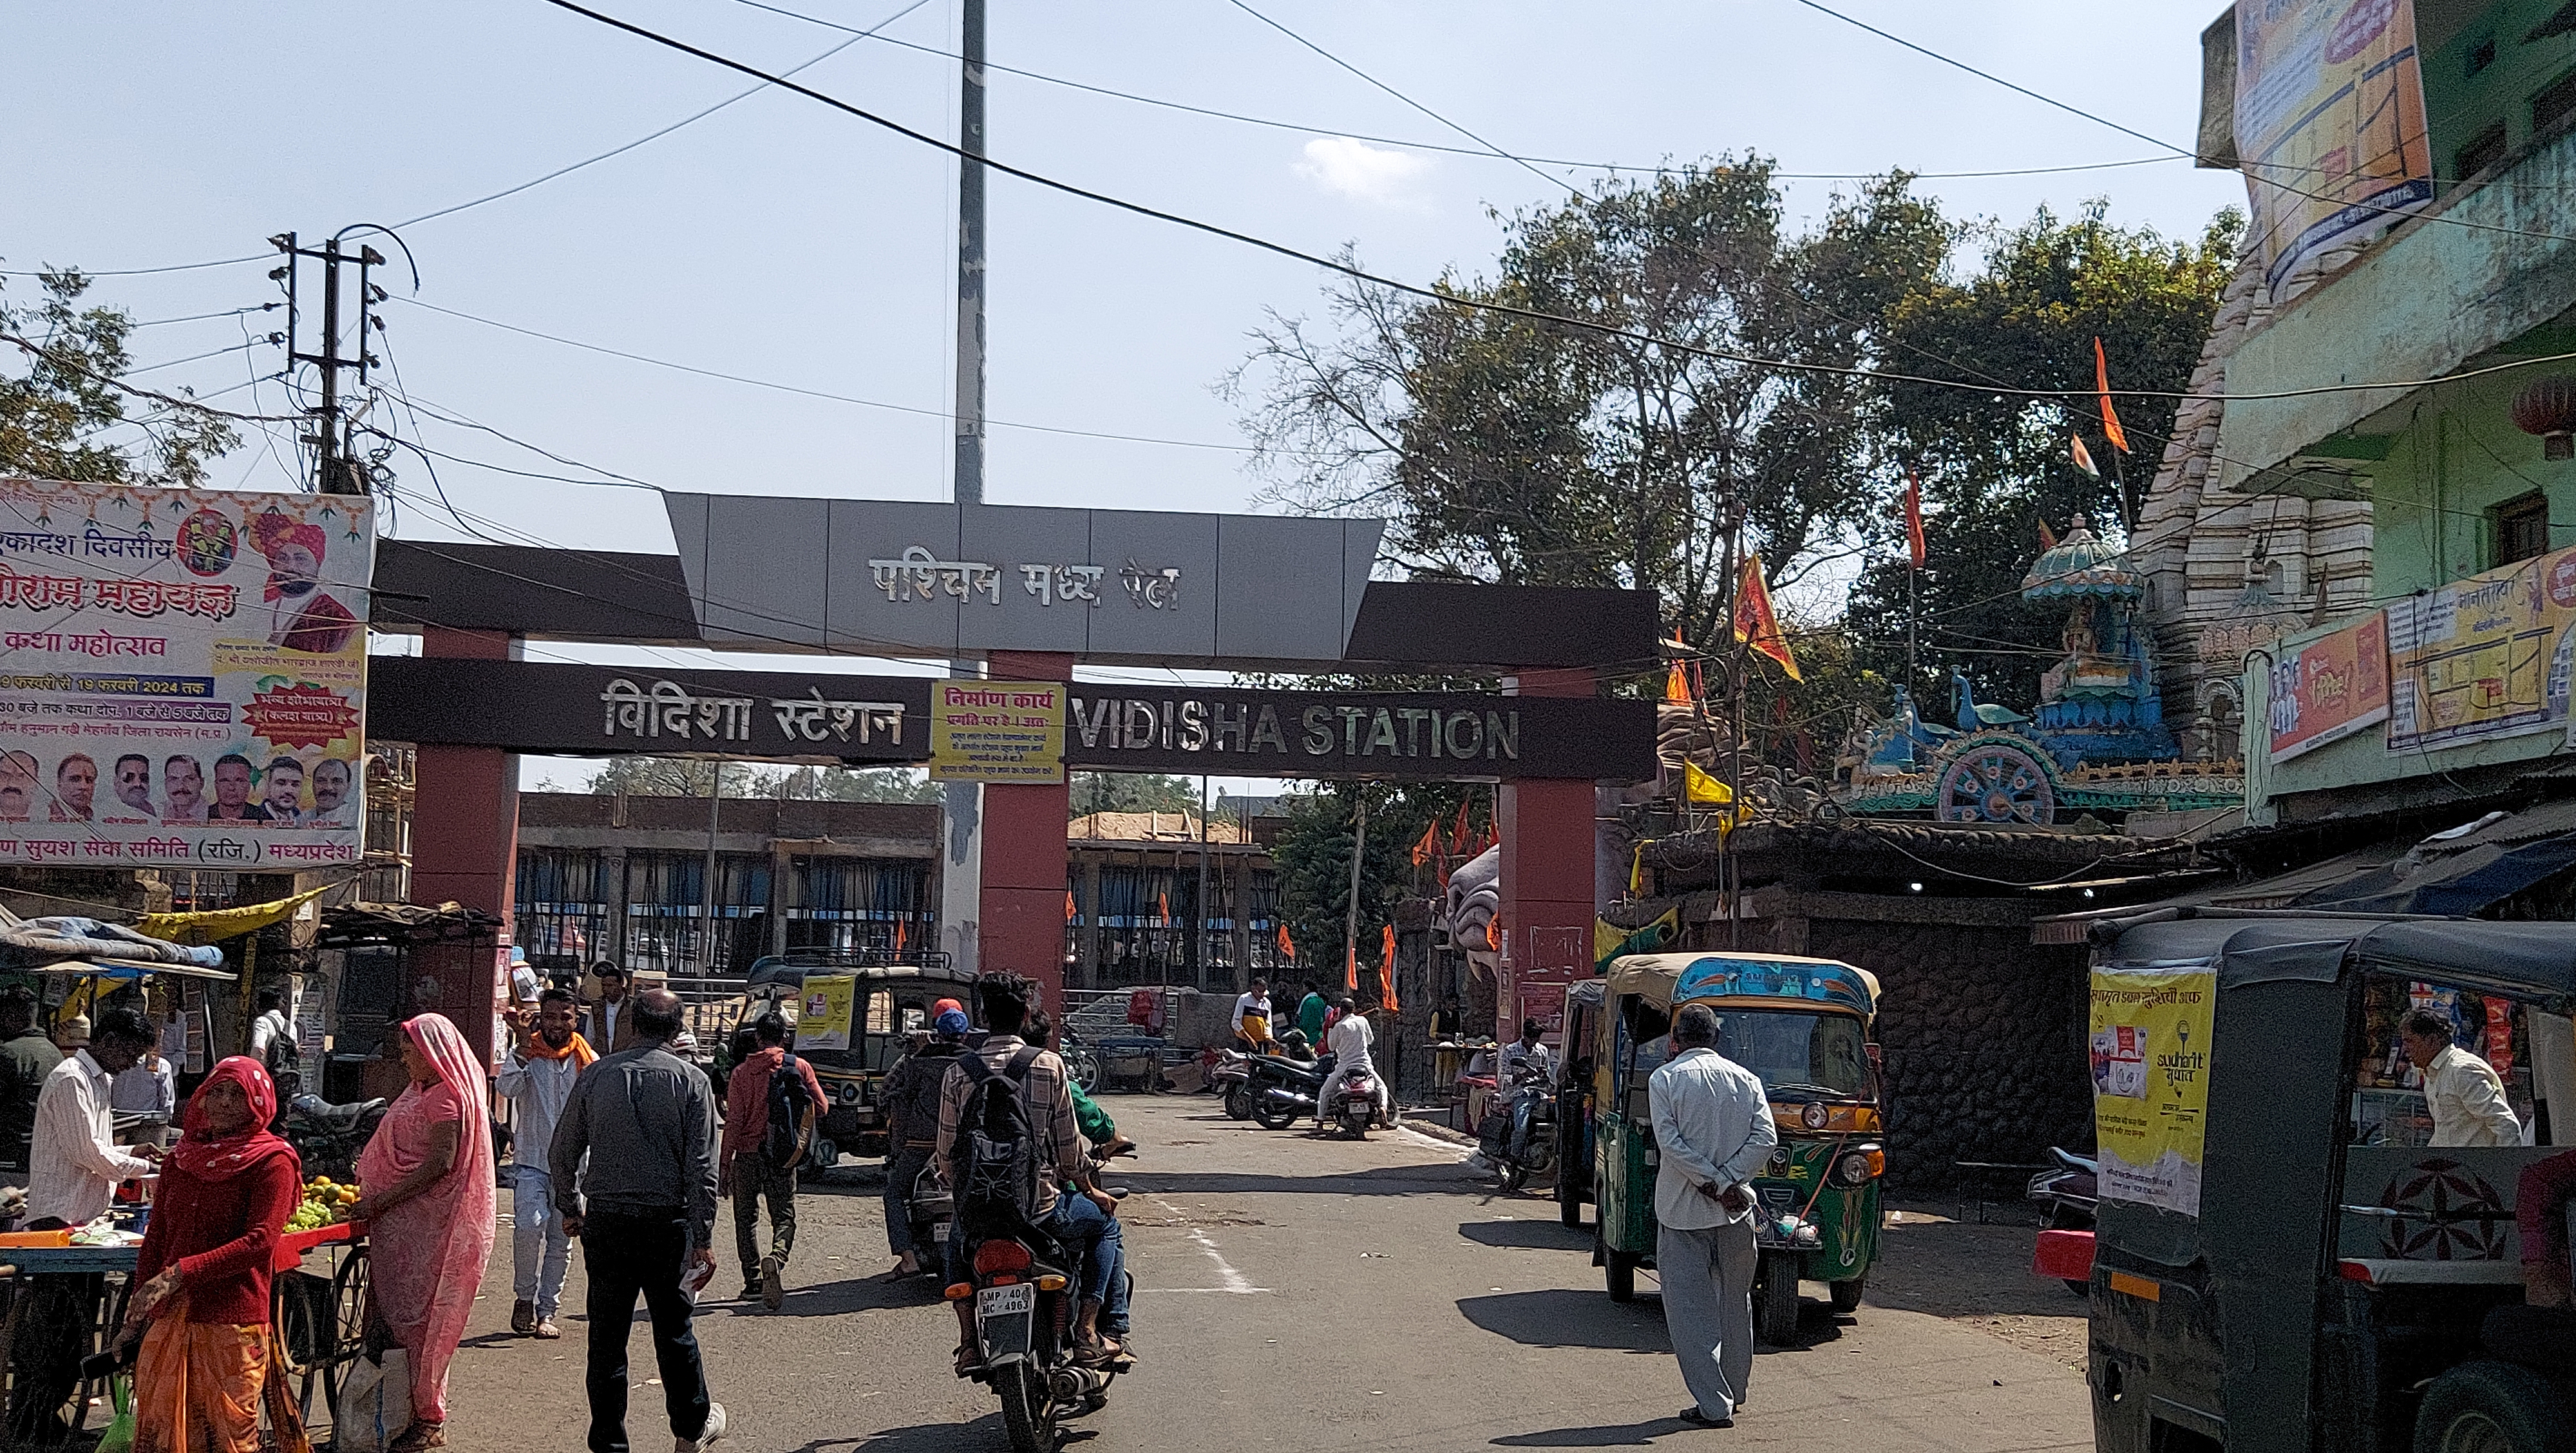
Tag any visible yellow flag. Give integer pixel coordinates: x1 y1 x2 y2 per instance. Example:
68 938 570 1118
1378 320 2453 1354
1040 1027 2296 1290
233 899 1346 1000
1683 761 1733 804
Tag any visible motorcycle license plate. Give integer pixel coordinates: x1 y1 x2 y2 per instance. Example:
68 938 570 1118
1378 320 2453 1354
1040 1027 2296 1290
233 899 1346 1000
978 1282 1035 1317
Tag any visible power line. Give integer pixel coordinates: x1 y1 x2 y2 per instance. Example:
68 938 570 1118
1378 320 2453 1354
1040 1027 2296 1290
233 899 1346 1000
0 332 308 422
732 0 2177 183
539 0 2576 407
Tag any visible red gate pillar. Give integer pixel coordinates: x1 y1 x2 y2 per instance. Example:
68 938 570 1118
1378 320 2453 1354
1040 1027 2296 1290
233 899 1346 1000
407 627 520 1067
1497 667 1595 1045
976 652 1074 1011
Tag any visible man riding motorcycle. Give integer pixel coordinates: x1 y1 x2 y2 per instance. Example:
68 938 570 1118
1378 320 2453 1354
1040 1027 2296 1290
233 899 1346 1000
1311 995 1392 1132
934 973 1133 1371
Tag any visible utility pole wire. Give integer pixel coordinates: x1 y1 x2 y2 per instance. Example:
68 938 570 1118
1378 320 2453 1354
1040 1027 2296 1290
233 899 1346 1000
536 0 2576 407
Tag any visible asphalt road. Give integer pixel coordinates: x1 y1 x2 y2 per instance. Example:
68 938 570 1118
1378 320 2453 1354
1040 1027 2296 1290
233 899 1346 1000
437 1096 2092 1452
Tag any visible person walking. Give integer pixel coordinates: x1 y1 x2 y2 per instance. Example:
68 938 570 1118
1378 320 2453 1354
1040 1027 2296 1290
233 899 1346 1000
0 987 62 1183
879 1010 968 1277
349 1014 497 1453
12 1008 158 1441
2401 1011 2525 1146
1231 979 1273 1052
118 1056 308 1453
1295 986 1329 1049
1648 1003 1778 1428
553 988 728 1453
583 964 642 1056
248 988 296 1080
719 1013 820 1310
497 987 591 1338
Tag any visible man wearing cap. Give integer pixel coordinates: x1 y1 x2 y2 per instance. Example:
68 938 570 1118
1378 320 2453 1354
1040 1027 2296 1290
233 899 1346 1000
878 1003 971 1277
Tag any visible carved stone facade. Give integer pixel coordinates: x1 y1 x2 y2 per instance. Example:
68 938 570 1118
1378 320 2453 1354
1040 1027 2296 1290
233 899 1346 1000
2134 258 2376 761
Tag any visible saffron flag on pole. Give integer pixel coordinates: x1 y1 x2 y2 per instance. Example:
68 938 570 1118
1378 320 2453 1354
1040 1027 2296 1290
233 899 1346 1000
895 916 907 951
1157 889 1170 924
2039 517 2060 550
1905 471 1927 569
1343 940 1359 992
2071 433 2100 479
1410 821 1440 868
2094 337 2129 453
1449 803 1473 857
1731 555 1801 681
1065 889 1078 922
1665 632 1692 703
1379 924 1400 1012
1277 923 1296 959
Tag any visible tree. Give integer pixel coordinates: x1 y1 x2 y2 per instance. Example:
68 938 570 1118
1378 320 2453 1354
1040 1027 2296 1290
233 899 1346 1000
1844 205 2242 710
1234 160 1951 654
769 764 942 804
582 757 942 803
1068 772 1199 817
1 270 236 486
1269 782 1484 979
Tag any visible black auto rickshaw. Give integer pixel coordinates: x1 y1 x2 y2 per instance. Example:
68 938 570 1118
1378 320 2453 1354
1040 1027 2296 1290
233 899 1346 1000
1588 951 1887 1344
2077 911 2575 1453
1555 979 1604 1229
731 952 974 1168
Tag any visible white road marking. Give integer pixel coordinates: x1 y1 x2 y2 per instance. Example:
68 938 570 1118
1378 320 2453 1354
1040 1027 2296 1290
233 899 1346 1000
1396 1125 1471 1157
1148 1195 1269 1294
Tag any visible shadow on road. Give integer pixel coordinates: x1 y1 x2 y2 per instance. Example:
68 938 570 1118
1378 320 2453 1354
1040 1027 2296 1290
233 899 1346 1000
1866 1213 2075 1320
706 1273 937 1319
1457 1289 1670 1354
815 1413 1001 1451
1124 1163 1484 1199
1490 1416 1693 1447
1457 1218 1592 1251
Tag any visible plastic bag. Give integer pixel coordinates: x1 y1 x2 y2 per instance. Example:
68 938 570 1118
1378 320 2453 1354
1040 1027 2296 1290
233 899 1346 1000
92 1376 133 1453
333 1348 409 1453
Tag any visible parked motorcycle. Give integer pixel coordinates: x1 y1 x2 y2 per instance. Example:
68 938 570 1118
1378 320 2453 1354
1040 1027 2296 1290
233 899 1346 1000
1477 1062 1557 1192
1209 1049 1255 1120
1325 1064 1385 1141
950 1224 1131 1452
283 1091 388 1183
1248 1054 1336 1130
2026 1145 2098 1295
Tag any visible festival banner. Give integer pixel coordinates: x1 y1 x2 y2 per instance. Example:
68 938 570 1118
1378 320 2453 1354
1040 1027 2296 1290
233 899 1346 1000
2233 0 2434 292
2268 611 2390 761
2090 965 2217 1218
793 973 858 1052
0 480 372 871
928 679 1066 783
2387 544 2576 755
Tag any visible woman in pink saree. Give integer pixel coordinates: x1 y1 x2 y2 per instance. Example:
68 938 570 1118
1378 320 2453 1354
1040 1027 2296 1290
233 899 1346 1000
351 1014 496 1452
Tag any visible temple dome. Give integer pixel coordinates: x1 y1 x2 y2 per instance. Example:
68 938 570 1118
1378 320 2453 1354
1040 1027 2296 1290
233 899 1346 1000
2023 515 2141 600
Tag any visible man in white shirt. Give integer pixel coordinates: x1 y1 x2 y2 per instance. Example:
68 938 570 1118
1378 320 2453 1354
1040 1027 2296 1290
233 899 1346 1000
498 987 590 1340
1647 1003 1778 1428
1231 979 1273 1050
1500 1018 1556 1082
2403 1011 2524 1148
248 987 296 1080
1312 996 1390 1130
11 1009 159 1439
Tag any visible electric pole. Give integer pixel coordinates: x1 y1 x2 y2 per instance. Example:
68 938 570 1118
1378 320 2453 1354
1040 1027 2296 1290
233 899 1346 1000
938 0 990 975
269 232 385 495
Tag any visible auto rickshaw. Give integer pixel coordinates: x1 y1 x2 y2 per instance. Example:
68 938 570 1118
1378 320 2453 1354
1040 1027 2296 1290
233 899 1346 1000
730 952 975 1168
2076 910 2575 1453
1555 979 1604 1229
1589 951 1886 1344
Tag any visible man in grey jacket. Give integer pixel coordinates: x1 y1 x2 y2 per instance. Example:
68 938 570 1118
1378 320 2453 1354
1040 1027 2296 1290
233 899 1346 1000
1647 1003 1778 1429
553 989 729 1453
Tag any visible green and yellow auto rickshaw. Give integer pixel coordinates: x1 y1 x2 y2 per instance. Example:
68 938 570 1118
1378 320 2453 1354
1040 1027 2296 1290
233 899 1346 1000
1590 951 1886 1344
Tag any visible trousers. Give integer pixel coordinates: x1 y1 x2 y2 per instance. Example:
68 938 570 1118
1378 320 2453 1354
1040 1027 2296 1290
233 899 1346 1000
514 1166 571 1318
580 1209 713 1453
1658 1218 1757 1420
730 1152 798 1286
883 1143 934 1257
1314 1062 1390 1124
944 1188 1130 1336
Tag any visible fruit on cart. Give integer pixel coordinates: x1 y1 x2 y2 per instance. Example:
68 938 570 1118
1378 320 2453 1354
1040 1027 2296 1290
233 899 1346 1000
286 1176 358 1231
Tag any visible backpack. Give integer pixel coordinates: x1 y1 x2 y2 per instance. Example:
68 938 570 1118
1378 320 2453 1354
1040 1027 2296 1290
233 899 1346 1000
762 1052 817 1170
949 1045 1044 1234
884 1045 952 1143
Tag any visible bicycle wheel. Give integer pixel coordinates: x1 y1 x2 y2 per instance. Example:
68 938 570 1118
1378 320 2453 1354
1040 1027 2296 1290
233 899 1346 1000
318 1244 372 1422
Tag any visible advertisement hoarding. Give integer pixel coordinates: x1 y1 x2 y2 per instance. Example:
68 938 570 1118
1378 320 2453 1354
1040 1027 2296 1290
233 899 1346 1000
2268 611 2390 761
2090 965 2217 1218
2386 544 2576 755
0 480 372 871
2233 0 2433 292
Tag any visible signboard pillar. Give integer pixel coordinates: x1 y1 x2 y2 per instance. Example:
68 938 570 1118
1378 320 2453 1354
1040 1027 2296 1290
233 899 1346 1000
1496 667 1595 1044
408 627 521 1066
971 652 1072 1008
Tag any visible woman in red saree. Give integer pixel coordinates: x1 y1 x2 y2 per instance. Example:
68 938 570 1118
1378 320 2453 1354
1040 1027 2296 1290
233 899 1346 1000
120 1055 309 1453
351 1014 495 1452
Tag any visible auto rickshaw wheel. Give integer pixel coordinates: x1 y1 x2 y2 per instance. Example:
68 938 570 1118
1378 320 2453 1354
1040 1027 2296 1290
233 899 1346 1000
1604 1248 1638 1302
1754 1255 1801 1346
2413 1360 2570 1453
1828 1276 1863 1315
1558 1191 1582 1229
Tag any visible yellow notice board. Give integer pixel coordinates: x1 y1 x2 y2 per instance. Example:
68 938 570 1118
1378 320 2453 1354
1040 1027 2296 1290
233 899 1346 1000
2090 966 2216 1218
929 679 1066 783
2387 544 2576 754
795 974 857 1052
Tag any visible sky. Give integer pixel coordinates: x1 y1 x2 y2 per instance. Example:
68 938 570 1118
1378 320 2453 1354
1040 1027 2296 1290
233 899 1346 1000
6 1 2249 789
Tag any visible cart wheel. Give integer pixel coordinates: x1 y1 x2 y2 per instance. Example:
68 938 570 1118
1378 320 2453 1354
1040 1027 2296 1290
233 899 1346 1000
1605 1248 1638 1303
319 1245 372 1419
271 1271 330 1423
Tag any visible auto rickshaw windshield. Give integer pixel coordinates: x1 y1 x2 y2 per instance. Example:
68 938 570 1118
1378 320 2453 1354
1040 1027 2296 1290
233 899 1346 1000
1713 1009 1870 1096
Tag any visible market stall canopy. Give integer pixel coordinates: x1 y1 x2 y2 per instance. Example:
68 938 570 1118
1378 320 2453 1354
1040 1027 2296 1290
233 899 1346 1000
134 885 328 947
2081 910 2576 1005
312 901 502 951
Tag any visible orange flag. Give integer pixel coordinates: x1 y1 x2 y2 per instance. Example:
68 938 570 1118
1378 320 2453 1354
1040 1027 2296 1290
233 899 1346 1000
2094 337 2128 453
894 916 907 951
1665 632 1692 703
1343 940 1359 992
1731 555 1801 681
2038 517 2060 550
1065 889 1078 922
1410 821 1440 868
1448 802 1474 857
1157 889 1170 924
1276 923 1296 959
1379 924 1400 1012
1904 471 1927 569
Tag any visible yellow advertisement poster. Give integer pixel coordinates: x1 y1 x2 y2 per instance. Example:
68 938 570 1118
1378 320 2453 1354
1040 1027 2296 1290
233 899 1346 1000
794 974 857 1052
929 679 1066 783
2386 544 2576 754
2090 966 2217 1217
2233 0 2432 293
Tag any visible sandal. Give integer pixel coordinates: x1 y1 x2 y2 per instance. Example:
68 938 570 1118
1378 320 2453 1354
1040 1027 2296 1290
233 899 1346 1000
954 1345 984 1378
390 1421 448 1452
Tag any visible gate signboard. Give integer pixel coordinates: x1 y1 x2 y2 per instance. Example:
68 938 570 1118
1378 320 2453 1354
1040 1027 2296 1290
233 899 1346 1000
0 480 371 871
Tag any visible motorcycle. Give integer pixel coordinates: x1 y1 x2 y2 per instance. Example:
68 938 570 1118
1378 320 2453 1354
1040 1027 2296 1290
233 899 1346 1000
1247 1054 1336 1130
907 1163 954 1281
1477 1062 1557 1192
1325 1064 1385 1141
2025 1146 2098 1295
951 1224 1130 1452
1209 1049 1255 1121
282 1090 388 1183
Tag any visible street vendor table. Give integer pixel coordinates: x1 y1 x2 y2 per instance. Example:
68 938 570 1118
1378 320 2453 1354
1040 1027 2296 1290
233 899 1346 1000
0 1221 366 1443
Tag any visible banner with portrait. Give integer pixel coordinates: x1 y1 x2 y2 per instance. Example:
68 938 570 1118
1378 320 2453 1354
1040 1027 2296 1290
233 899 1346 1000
2233 0 2434 293
0 480 372 871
